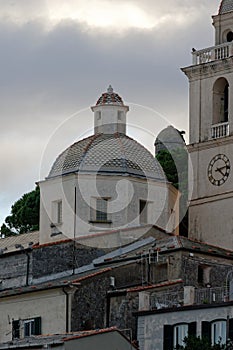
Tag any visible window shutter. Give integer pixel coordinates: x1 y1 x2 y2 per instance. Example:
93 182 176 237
202 321 211 341
188 322 197 336
12 320 20 339
34 317 41 335
163 325 173 350
229 318 233 341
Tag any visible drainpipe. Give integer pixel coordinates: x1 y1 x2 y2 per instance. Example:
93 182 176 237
24 248 32 286
62 287 70 333
62 285 79 333
106 292 110 327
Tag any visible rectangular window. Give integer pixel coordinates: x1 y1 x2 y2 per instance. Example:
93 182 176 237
96 111 101 120
164 323 196 350
140 200 147 224
24 319 35 337
118 111 123 120
12 317 41 339
52 200 62 224
211 320 226 345
90 197 111 223
96 198 108 221
12 320 20 339
57 200 62 224
173 324 188 347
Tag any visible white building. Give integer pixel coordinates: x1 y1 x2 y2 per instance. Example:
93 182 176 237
183 0 233 250
39 85 179 245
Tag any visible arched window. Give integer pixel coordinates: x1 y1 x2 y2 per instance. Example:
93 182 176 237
173 323 189 347
213 77 229 125
211 320 226 345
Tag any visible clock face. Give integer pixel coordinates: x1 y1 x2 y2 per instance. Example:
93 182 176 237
207 154 231 186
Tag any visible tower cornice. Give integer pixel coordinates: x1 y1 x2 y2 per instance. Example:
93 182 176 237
182 56 233 81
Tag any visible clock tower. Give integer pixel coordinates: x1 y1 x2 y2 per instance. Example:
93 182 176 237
182 0 233 249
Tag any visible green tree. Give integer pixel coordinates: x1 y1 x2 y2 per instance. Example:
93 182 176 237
156 148 188 236
1 186 40 236
175 335 226 350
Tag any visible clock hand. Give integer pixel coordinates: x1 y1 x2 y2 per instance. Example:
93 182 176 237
215 166 226 176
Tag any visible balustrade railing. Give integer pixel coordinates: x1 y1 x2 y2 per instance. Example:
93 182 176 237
192 42 233 65
211 122 229 138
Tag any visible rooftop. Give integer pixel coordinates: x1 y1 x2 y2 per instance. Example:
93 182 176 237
48 133 165 180
95 85 124 106
219 0 233 14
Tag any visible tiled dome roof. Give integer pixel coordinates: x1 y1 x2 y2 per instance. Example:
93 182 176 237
96 85 124 106
48 133 166 181
219 0 233 14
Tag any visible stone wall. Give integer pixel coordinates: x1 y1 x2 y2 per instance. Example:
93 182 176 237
0 251 32 290
71 262 147 337
32 241 105 279
181 253 233 287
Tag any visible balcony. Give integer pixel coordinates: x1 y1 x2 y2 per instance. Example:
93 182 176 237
211 122 229 139
149 286 228 311
192 42 233 65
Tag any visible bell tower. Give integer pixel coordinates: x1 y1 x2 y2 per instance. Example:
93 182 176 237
182 0 233 249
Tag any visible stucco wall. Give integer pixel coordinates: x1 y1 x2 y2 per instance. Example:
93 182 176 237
137 304 233 350
0 289 66 343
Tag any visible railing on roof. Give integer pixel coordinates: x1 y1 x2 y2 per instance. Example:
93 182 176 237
149 286 228 310
192 42 233 65
150 290 184 310
194 287 227 305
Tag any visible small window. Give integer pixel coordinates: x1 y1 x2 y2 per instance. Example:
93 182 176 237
213 77 229 125
57 200 62 224
96 111 101 120
174 324 188 347
202 320 227 346
96 198 108 221
164 322 196 350
212 320 226 345
12 317 41 339
52 200 62 224
24 319 35 337
227 31 233 42
198 265 211 286
118 111 123 120
139 200 147 224
90 198 111 223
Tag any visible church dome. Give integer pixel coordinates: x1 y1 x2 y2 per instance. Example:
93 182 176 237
48 133 165 181
219 0 233 14
154 125 186 154
96 85 124 106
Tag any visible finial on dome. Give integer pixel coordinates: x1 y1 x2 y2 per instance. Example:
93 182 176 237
107 85 114 94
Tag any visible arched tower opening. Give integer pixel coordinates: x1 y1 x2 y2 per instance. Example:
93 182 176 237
212 77 229 125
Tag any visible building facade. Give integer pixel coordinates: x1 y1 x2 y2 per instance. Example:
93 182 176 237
183 0 233 250
39 86 179 245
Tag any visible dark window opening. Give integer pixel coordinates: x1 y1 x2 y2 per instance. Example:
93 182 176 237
140 200 147 224
223 84 229 122
198 266 204 285
227 31 233 42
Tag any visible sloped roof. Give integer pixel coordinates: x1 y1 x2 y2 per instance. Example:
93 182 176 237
96 85 124 106
0 327 138 349
0 231 39 254
219 0 233 14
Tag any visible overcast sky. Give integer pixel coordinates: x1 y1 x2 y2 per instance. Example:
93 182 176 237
0 0 221 226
